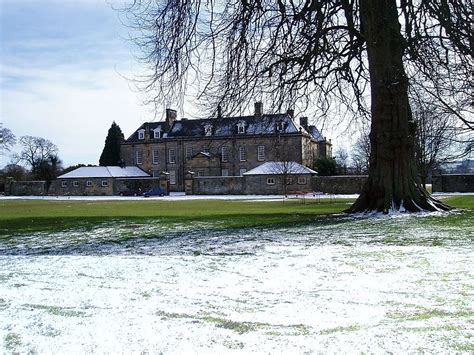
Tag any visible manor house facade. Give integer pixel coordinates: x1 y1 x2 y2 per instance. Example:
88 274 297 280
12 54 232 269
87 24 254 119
120 102 331 192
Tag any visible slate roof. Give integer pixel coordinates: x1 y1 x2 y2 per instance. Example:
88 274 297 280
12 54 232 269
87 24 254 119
124 113 326 143
168 114 302 137
243 162 317 175
307 126 326 142
58 166 150 179
125 121 170 143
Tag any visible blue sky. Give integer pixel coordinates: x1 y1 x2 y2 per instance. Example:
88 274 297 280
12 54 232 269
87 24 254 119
0 0 158 167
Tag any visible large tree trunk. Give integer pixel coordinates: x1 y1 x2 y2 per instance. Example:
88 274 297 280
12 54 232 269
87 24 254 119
347 0 450 213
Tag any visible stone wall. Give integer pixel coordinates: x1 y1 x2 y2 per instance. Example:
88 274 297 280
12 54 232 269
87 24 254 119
312 175 367 194
115 178 163 194
432 174 474 193
6 175 370 196
192 176 244 195
191 174 314 195
7 180 48 196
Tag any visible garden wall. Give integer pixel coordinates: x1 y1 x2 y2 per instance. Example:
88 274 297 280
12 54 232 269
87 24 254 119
192 177 244 195
311 175 367 194
191 175 315 195
6 180 48 196
432 174 474 193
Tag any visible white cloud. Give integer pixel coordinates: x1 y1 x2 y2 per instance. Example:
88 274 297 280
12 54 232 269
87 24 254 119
0 63 154 167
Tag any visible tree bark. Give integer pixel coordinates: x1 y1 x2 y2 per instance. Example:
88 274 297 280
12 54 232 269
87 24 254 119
347 0 450 213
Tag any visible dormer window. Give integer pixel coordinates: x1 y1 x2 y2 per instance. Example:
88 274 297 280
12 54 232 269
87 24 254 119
153 128 162 139
237 121 246 134
138 129 145 140
276 122 285 132
204 123 213 136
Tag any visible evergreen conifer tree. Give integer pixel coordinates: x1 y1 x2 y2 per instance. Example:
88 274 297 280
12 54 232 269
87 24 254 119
99 122 124 166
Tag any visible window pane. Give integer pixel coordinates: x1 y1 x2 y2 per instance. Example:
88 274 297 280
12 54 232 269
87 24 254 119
258 145 265 161
169 148 176 163
185 146 193 160
297 176 307 184
221 146 229 162
239 147 246 161
136 151 143 165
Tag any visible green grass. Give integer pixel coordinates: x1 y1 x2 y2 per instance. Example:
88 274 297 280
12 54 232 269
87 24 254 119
439 195 474 209
0 195 472 234
4 333 22 350
0 198 353 234
23 304 87 317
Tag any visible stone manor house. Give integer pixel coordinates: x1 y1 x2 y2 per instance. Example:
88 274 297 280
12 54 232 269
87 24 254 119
120 102 332 192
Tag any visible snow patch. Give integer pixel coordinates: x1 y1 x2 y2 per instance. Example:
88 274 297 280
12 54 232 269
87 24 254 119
0 216 472 353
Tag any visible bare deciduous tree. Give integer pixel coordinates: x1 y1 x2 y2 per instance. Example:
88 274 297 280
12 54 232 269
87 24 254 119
15 136 59 173
412 97 470 188
351 125 371 175
0 164 28 188
0 126 16 153
268 138 297 196
124 0 471 212
334 148 349 175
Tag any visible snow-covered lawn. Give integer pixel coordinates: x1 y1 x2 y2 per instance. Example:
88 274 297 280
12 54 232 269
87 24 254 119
1 211 473 353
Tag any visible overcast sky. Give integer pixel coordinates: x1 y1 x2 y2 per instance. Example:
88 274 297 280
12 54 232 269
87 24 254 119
0 0 347 168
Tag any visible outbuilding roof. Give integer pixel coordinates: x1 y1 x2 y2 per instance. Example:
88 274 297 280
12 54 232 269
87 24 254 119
58 166 150 179
243 162 317 175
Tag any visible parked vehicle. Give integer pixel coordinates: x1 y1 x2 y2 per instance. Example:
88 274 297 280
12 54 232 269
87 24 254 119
119 188 142 196
143 187 167 197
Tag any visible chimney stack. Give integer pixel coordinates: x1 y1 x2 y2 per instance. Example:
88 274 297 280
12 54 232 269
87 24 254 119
254 101 263 117
144 123 150 142
217 105 223 119
299 116 308 130
287 108 294 118
165 108 177 126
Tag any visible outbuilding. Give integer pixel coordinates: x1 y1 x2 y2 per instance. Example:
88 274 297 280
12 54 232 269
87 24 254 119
48 166 151 196
243 161 317 195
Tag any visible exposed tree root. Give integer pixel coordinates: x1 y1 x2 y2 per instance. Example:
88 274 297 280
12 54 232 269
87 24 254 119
346 180 451 214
